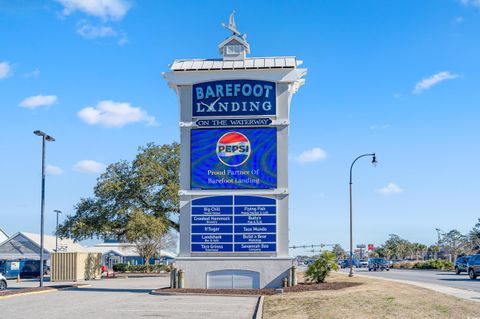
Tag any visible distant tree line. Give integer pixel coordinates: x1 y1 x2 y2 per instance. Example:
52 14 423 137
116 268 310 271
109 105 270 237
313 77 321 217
371 220 480 261
330 219 480 262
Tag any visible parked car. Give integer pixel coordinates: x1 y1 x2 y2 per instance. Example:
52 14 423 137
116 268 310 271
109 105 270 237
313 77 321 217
467 254 480 280
455 256 471 274
0 273 7 290
368 258 390 271
359 259 368 268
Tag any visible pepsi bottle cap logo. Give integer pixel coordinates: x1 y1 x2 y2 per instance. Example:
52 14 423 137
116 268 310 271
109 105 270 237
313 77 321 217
216 132 251 167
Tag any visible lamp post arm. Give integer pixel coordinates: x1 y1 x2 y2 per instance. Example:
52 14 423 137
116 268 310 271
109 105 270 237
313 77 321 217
350 153 375 184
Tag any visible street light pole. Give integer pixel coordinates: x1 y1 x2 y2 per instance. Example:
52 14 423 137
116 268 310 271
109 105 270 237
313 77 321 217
34 130 55 287
435 228 442 259
53 210 62 252
349 153 377 277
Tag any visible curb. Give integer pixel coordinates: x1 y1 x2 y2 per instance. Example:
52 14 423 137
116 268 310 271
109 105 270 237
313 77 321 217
391 268 453 272
150 289 261 298
253 295 264 319
0 285 80 300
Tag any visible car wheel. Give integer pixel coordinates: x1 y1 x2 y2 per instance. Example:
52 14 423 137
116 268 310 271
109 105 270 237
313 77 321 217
368 268 371 271
455 267 460 275
0 280 6 290
386 268 390 271
468 269 477 280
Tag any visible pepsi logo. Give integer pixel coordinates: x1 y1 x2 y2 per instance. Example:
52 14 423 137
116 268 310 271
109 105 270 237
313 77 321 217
216 132 251 167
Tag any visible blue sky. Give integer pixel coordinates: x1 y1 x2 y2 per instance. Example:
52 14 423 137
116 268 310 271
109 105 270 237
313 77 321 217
1 0 479 255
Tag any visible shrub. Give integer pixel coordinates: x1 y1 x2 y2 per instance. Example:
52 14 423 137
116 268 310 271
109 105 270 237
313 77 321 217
128 264 148 272
391 259 454 270
112 263 128 272
413 259 453 270
125 264 171 273
393 261 414 269
305 251 339 283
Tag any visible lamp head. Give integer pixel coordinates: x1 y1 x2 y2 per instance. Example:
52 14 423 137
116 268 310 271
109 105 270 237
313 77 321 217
371 153 378 167
54 210 62 214
34 130 55 141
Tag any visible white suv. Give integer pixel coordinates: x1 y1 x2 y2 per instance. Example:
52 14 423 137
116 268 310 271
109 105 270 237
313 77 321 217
0 273 7 290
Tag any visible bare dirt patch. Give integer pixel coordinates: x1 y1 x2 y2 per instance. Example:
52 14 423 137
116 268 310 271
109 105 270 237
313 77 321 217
263 272 480 319
154 281 360 296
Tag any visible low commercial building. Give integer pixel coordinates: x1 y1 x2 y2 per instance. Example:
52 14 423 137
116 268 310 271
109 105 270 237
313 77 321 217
87 241 176 268
0 232 87 262
0 232 87 278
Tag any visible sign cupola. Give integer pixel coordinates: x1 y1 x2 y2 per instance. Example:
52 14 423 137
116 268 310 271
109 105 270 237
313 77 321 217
218 11 250 61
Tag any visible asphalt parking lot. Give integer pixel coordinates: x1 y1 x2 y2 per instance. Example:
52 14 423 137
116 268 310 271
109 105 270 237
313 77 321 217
1 276 258 319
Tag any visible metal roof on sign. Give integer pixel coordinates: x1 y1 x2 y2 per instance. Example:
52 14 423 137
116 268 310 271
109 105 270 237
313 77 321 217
170 57 299 71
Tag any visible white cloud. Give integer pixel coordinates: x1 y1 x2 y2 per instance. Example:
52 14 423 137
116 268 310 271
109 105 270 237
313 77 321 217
19 95 58 109
118 32 128 45
455 16 464 23
77 100 157 128
56 0 131 21
76 20 116 38
295 148 327 163
73 160 105 173
0 61 12 79
460 0 480 8
413 71 459 95
370 124 391 130
24 68 40 78
377 183 403 196
46 165 63 176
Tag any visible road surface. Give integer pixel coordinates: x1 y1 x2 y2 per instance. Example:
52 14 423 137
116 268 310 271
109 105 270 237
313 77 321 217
0 276 258 319
343 268 480 293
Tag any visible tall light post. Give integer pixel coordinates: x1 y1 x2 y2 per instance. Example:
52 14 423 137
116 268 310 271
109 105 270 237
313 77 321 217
349 153 377 277
435 228 442 259
53 210 62 252
34 130 55 287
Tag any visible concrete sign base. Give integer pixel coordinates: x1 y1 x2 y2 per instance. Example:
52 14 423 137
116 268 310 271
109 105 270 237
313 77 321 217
176 257 292 289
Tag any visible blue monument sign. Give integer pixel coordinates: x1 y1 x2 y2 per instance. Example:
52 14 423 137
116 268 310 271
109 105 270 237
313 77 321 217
163 12 306 288
191 127 277 189
191 195 276 253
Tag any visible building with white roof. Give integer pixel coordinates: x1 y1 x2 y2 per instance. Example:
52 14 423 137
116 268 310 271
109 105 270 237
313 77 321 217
87 241 177 268
0 228 8 245
0 232 86 261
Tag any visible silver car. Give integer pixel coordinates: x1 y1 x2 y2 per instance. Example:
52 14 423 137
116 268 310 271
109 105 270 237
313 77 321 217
0 273 7 290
